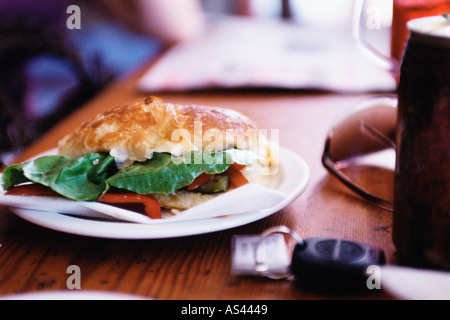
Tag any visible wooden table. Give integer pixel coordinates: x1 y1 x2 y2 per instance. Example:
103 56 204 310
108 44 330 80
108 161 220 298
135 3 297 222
0 61 398 300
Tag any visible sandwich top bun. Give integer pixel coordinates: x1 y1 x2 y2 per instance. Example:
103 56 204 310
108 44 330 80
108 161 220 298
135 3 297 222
58 97 259 167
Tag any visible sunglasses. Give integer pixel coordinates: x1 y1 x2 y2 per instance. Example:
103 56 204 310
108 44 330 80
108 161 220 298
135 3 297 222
322 95 398 212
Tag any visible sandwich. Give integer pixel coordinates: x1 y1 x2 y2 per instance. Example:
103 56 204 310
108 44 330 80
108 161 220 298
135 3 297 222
1 97 277 219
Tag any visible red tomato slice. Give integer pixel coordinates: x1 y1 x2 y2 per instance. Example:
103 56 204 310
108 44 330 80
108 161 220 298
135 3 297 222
186 173 214 191
226 164 249 189
99 193 161 219
5 184 59 197
6 184 162 219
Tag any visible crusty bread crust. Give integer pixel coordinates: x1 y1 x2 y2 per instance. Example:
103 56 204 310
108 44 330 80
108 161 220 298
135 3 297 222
58 97 258 164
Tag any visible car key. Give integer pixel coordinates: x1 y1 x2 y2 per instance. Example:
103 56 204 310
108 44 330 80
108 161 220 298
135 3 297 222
291 237 386 291
253 226 386 291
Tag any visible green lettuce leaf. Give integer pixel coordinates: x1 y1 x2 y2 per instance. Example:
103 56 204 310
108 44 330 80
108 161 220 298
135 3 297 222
1 149 256 200
1 163 28 190
1 153 115 201
107 151 236 194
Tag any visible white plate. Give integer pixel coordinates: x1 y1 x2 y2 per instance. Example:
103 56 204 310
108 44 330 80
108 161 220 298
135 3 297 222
0 290 149 300
4 147 309 239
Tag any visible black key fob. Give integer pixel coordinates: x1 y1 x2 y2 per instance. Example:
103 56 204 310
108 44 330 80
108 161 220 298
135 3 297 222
291 238 386 292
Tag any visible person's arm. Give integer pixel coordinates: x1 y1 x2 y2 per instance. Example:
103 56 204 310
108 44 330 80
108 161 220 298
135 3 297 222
97 0 205 44
230 0 252 15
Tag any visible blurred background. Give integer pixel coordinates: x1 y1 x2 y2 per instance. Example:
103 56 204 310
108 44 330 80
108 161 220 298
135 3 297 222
0 0 394 165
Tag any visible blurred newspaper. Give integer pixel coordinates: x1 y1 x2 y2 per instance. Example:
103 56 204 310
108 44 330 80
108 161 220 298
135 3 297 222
138 17 396 93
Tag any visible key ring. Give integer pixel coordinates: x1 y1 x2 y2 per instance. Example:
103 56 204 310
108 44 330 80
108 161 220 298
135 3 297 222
254 226 304 280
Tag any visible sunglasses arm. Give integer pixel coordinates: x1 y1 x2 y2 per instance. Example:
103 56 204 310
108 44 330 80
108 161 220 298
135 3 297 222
360 121 396 150
322 138 393 212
